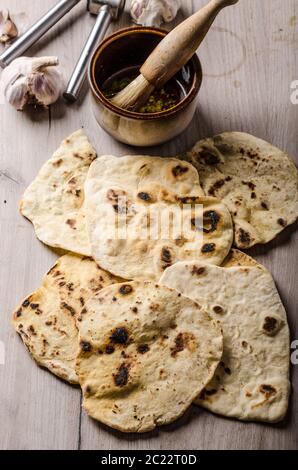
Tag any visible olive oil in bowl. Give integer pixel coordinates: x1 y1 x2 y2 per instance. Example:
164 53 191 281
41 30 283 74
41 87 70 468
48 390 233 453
102 66 187 114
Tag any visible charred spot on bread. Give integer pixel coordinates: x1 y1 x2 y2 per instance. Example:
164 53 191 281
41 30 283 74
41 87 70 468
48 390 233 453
170 332 196 357
60 302 76 316
27 325 36 335
199 149 220 165
119 285 133 296
137 344 150 354
178 196 200 204
191 266 206 276
263 316 281 336
114 363 130 387
171 333 185 357
259 384 276 397
66 219 76 229
213 305 224 314
80 341 92 352
277 218 286 227
110 327 129 345
238 228 251 246
203 210 220 233
172 165 189 178
208 180 226 196
137 192 151 202
107 188 126 202
161 247 173 269
242 181 256 191
105 344 115 354
30 303 39 310
53 158 63 167
201 243 216 253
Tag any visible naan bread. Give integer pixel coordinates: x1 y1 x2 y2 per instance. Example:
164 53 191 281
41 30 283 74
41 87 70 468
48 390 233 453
12 254 120 383
222 248 263 269
160 262 290 422
186 132 298 248
20 130 97 256
76 281 223 433
84 155 233 280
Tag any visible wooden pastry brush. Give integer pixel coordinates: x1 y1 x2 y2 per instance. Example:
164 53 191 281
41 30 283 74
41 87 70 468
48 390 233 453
111 0 239 111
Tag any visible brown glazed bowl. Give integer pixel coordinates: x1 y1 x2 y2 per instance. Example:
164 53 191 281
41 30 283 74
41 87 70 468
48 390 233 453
88 27 202 147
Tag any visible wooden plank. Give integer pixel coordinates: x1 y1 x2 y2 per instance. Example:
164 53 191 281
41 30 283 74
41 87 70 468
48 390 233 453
0 0 297 450
0 0 89 450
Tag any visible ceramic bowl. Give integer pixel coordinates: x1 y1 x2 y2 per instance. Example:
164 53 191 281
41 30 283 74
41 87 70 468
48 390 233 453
88 27 202 147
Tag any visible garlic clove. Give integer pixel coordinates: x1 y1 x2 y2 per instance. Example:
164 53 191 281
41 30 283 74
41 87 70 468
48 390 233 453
5 75 29 110
0 9 18 43
30 56 59 72
131 0 162 26
130 0 181 27
131 0 147 20
1 56 63 110
29 68 63 107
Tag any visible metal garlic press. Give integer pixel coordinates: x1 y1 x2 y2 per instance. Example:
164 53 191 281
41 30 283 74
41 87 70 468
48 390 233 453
0 0 126 102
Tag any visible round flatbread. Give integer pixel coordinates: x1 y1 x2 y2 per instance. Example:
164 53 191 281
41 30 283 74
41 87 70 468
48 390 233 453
84 155 233 280
186 132 298 248
76 281 223 432
160 261 290 423
20 130 97 256
12 254 120 383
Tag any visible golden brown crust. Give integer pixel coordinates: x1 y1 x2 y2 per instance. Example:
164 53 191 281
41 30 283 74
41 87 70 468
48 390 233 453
12 254 121 383
76 281 223 432
187 132 298 249
20 130 97 256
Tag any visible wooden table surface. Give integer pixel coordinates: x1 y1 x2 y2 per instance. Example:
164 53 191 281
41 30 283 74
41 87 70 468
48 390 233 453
0 0 297 450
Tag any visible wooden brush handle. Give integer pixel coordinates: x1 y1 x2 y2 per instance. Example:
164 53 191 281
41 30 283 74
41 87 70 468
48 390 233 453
140 0 239 88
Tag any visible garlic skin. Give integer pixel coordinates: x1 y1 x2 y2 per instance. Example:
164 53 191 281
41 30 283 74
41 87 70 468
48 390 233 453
0 9 18 43
130 0 181 27
1 56 63 110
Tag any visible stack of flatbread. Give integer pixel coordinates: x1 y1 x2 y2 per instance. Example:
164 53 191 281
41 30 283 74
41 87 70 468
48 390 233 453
13 129 297 432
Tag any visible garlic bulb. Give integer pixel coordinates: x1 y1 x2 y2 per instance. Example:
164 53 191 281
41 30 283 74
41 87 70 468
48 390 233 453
0 9 18 43
130 0 181 27
1 56 63 110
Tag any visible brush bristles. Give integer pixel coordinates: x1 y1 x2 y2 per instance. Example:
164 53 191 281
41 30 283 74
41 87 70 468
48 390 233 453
110 74 153 111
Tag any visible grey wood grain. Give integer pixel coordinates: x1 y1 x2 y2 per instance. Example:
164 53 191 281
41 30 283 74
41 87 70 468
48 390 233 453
0 0 297 450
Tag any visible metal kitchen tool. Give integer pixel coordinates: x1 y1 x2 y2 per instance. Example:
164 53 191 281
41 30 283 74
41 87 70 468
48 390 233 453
0 0 81 68
64 0 126 102
0 0 126 102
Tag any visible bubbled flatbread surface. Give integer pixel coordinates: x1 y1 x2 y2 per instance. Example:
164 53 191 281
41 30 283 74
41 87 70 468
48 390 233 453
84 155 233 281
12 254 120 383
76 281 223 433
160 261 290 422
186 132 298 248
20 130 97 256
